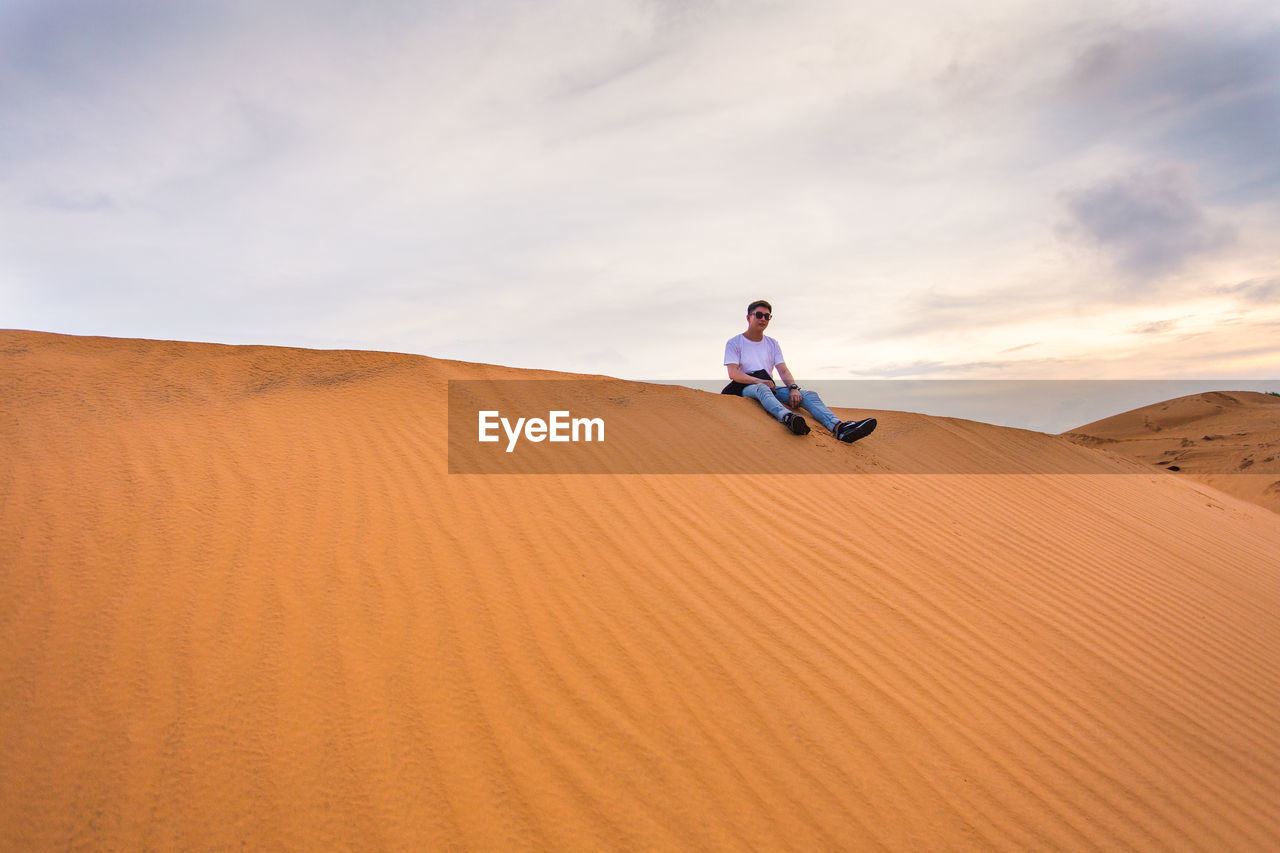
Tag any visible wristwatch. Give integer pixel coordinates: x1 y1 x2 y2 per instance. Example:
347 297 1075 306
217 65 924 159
788 384 800 390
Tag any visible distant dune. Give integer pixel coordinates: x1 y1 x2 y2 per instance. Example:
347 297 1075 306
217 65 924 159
1065 391 1280 514
3 330 1279 850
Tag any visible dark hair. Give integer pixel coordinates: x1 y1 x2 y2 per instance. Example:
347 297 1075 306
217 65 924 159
747 300 772 314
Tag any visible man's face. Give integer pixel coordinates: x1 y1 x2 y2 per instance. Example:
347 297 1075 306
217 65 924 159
748 307 772 332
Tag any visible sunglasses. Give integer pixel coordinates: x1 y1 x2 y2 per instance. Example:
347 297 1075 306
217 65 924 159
751 311 772 320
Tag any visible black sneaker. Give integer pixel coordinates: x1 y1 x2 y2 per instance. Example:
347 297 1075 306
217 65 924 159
783 413 810 435
836 418 877 443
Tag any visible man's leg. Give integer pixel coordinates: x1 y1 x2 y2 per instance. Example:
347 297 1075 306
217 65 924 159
742 384 791 421
796 389 877 443
794 390 841 432
743 384 810 434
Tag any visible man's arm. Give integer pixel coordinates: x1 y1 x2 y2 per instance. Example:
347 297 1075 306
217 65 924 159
775 362 802 407
726 363 775 389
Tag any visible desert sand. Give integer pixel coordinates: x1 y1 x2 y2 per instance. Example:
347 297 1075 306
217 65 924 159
1066 390 1280 515
3 330 1279 850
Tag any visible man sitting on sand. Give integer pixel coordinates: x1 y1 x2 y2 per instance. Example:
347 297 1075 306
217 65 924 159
722 300 877 442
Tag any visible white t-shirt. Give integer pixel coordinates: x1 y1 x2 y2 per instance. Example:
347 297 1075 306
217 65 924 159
724 334 784 376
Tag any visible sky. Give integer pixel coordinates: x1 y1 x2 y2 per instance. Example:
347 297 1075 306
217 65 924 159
3 0 1279 422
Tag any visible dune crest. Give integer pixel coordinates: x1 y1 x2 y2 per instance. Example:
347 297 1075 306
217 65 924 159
1066 391 1280 513
3 331 1279 850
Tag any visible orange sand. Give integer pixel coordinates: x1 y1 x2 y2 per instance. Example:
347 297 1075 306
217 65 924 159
1066 391 1280 514
3 330 1279 850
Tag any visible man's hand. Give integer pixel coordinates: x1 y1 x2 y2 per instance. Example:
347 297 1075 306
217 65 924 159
760 379 776 391
788 388 802 408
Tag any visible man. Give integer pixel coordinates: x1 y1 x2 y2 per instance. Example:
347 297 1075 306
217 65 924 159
723 300 877 442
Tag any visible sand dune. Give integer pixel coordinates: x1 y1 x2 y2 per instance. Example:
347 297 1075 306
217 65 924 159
1066 391 1280 514
3 330 1279 850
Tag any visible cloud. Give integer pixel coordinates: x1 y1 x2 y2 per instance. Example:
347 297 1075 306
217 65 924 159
1052 21 1280 202
1218 277 1280 305
854 279 1076 345
1130 319 1180 335
849 360 1026 379
1058 167 1235 280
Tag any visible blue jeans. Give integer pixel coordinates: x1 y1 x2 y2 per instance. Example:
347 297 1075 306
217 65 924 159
741 385 841 432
